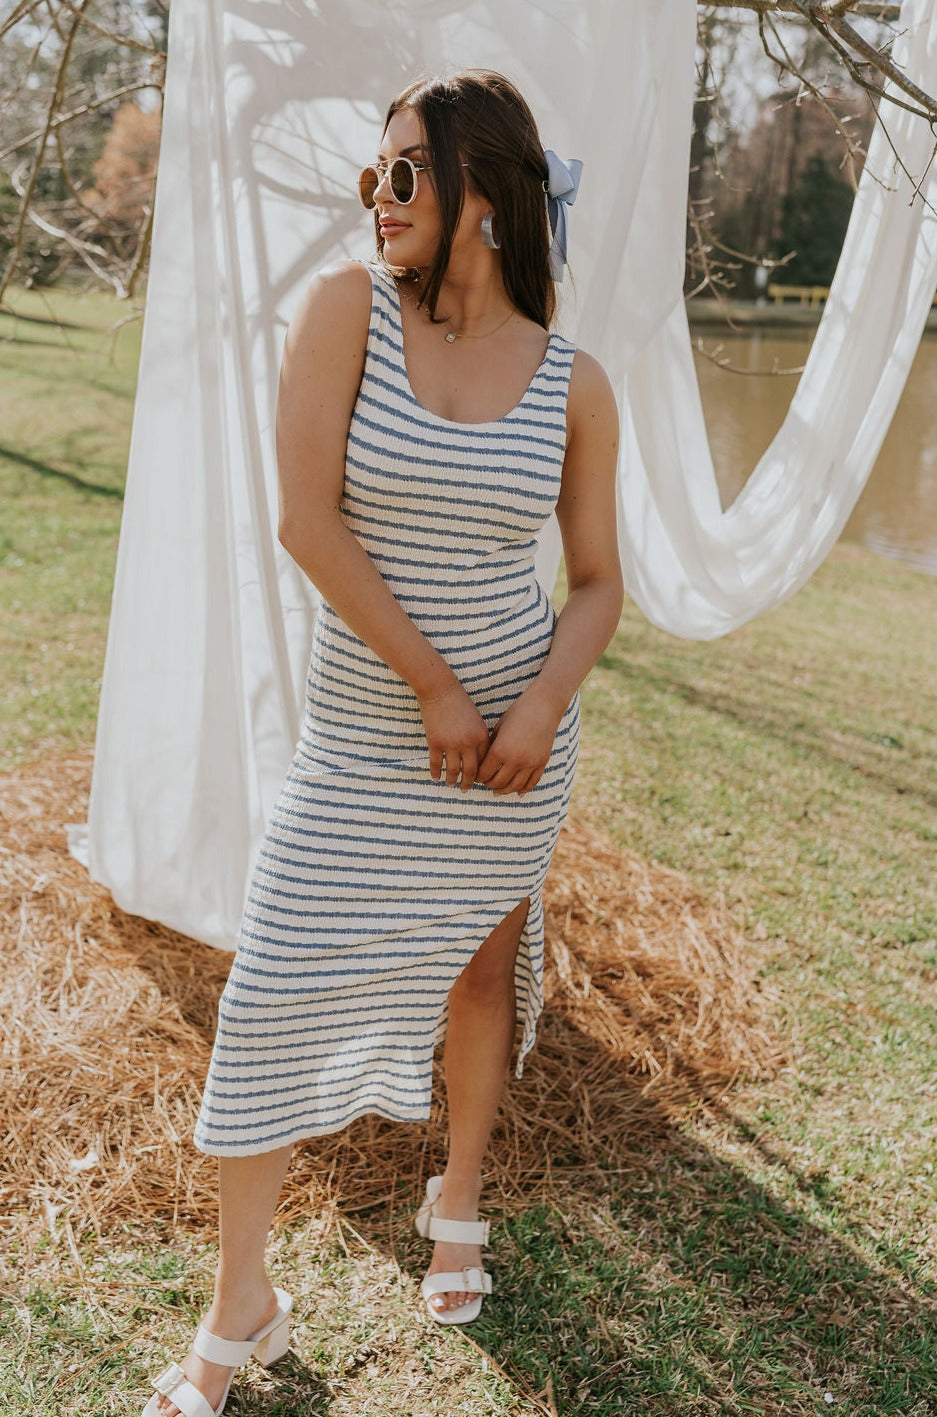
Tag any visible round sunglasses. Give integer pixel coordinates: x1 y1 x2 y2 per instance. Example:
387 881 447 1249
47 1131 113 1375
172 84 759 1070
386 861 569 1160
358 156 430 209
357 155 471 210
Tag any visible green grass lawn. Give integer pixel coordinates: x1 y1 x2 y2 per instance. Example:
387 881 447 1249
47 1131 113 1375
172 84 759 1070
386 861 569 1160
577 545 937 1250
1 286 935 1415
0 284 137 766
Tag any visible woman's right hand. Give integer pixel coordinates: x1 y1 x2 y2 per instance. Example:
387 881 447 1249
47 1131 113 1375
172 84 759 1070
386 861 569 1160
416 678 491 791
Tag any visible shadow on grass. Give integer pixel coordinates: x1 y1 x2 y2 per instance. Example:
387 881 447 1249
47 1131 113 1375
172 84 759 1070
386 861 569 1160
0 305 86 331
334 1027 937 1417
597 648 937 816
0 333 98 354
169 995 929 1415
223 1353 332 1417
0 445 124 499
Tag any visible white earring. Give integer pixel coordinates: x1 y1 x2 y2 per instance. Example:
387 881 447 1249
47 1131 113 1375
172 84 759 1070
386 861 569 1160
481 211 501 249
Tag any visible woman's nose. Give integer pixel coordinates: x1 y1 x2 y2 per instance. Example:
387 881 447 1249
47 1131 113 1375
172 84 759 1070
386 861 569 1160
372 166 393 203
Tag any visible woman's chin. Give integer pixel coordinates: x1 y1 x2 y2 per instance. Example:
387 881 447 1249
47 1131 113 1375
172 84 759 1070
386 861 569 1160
381 233 432 264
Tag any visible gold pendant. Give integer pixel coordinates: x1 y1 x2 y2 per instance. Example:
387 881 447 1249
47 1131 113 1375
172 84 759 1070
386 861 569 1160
445 331 458 343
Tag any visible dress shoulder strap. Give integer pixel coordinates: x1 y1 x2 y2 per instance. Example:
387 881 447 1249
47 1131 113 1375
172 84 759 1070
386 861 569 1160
356 258 407 373
362 259 402 329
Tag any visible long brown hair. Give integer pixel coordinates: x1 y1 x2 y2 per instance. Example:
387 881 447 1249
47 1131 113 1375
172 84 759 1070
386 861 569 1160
375 70 556 331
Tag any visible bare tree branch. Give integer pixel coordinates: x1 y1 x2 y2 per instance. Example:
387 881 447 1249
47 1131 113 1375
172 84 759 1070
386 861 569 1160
694 337 807 375
763 4 937 217
0 82 163 165
706 2 901 17
0 0 46 42
818 0 869 15
53 125 99 220
708 0 937 123
55 0 161 54
823 9 937 116
0 0 91 303
8 151 126 294
123 189 154 299
762 10 865 189
747 3 937 233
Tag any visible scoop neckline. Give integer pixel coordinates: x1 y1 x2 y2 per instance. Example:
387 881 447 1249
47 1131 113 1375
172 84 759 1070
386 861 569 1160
378 265 557 429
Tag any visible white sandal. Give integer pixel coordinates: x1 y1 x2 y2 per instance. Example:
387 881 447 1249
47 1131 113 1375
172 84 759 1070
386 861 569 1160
414 1175 493 1324
141 1287 292 1417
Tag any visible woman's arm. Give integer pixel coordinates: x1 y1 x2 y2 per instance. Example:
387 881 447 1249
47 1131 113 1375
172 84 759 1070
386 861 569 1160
477 350 623 795
276 261 491 787
530 350 624 712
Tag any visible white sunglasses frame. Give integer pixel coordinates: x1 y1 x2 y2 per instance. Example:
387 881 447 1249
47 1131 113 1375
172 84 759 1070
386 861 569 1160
358 156 430 209
358 156 472 209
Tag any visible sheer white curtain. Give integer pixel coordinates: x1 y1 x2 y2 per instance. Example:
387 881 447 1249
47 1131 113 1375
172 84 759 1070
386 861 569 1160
70 0 937 948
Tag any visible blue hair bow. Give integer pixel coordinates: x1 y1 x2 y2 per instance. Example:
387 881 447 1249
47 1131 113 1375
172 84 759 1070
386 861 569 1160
543 149 583 282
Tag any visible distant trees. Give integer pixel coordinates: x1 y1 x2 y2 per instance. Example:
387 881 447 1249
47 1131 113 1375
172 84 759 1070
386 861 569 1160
687 4 928 302
83 99 161 228
707 78 874 296
776 152 857 286
0 0 166 299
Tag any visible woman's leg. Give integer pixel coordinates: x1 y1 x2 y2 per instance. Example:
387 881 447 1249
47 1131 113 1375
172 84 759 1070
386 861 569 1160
424 896 529 1315
154 1143 294 1417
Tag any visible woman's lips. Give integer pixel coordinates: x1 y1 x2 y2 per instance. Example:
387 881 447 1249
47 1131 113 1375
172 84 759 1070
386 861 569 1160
379 221 408 236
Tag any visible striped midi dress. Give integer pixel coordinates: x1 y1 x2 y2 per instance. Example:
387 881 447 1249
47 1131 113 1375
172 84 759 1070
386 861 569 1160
193 259 580 1156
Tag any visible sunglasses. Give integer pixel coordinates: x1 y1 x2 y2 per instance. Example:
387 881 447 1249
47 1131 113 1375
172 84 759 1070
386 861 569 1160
358 156 431 209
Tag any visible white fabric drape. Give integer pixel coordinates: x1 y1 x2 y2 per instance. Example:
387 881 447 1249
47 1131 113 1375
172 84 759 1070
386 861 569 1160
70 0 937 949
622 1 937 637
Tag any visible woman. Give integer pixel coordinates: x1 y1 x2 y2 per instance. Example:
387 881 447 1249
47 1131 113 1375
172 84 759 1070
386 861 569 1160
146 69 622 1417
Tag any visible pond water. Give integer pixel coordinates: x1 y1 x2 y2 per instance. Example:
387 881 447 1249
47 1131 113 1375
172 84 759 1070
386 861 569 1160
692 329 937 576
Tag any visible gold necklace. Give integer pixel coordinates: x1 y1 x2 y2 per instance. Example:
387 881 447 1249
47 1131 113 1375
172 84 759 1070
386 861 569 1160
399 281 516 343
442 309 515 343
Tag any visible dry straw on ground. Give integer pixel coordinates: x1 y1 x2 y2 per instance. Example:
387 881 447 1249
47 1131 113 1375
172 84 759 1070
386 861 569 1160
1 755 788 1238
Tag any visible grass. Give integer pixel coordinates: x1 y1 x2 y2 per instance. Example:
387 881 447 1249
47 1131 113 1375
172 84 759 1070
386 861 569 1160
0 284 138 767
575 546 937 1278
1 286 935 1415
1 1223 537 1416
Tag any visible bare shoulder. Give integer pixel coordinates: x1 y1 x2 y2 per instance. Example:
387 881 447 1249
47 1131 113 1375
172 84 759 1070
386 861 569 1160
566 347 619 441
283 258 373 364
296 256 372 315
278 260 376 443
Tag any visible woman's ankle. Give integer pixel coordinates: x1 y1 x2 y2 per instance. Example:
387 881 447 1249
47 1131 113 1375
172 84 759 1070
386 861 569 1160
211 1269 275 1313
439 1168 483 1210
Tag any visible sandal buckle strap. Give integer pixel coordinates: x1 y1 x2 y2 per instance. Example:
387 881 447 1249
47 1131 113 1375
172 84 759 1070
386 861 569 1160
462 1265 493 1294
426 1214 491 1245
150 1364 216 1417
153 1363 186 1396
421 1266 494 1295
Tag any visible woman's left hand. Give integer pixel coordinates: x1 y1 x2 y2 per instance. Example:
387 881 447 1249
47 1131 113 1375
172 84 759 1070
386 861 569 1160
476 684 566 796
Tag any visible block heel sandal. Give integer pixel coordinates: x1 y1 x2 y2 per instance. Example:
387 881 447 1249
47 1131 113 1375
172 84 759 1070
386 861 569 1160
414 1175 493 1324
142 1286 292 1417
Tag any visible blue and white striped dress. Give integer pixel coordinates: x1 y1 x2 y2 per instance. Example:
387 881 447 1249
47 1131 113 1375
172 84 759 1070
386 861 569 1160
193 259 580 1156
